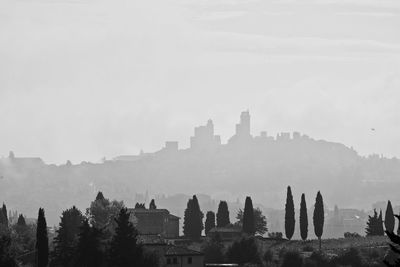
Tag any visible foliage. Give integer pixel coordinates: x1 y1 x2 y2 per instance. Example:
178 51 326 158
205 211 216 236
384 215 400 267
236 207 267 236
285 186 295 240
74 219 104 267
203 233 224 263
226 236 260 264
51 206 84 267
183 195 204 240
313 191 324 249
268 232 283 239
86 192 124 233
36 208 49 267
385 201 395 233
243 196 255 235
332 247 364 267
263 249 274 263
149 199 157 210
344 232 361 238
0 234 18 267
108 208 144 267
135 203 146 209
217 201 230 227
366 209 385 236
300 193 308 241
281 250 303 267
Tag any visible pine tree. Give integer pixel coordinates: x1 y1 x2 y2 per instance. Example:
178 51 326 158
243 196 255 235
313 191 324 250
216 201 230 227
149 199 157 210
2 203 8 228
300 193 308 241
108 208 143 267
385 201 395 233
366 209 379 236
74 219 103 267
285 186 295 240
191 195 204 240
95 191 105 201
36 208 49 267
205 211 216 236
51 206 84 267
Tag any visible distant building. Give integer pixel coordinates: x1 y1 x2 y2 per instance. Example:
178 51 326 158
190 119 221 150
207 227 242 241
228 111 253 145
129 208 180 239
143 243 204 267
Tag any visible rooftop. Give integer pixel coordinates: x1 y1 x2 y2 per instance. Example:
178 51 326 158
165 245 203 256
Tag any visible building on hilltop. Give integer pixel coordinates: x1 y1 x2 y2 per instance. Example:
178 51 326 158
228 110 253 145
129 208 180 239
190 119 221 150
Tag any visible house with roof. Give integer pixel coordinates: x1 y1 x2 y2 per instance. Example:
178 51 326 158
143 243 204 267
129 208 180 239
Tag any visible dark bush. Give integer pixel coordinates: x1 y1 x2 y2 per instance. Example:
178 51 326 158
281 250 303 267
302 245 314 252
263 249 274 263
226 237 261 265
332 247 364 267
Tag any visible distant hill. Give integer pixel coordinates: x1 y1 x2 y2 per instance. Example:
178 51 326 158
0 112 399 226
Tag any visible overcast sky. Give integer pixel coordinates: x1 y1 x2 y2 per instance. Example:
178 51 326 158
1 0 399 164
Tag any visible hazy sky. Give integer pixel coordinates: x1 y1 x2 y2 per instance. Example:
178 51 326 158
1 0 399 164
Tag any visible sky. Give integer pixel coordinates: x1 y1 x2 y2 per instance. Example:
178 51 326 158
0 0 400 164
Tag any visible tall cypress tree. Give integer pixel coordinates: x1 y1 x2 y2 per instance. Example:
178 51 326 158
216 201 230 227
285 186 295 240
51 206 84 266
74 219 103 267
385 201 395 233
149 199 157 210
108 208 143 267
300 193 308 241
191 195 204 240
2 203 8 228
205 211 216 236
183 198 193 238
36 208 49 267
243 196 255 235
378 210 385 236
313 191 324 250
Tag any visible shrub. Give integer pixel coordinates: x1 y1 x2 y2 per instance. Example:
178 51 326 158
281 250 303 267
263 249 274 263
302 245 314 252
344 232 361 238
268 232 283 239
332 247 364 267
309 251 331 267
226 237 261 264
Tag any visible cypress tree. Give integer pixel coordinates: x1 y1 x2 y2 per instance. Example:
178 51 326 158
108 208 143 266
216 201 230 227
378 210 385 236
149 199 157 210
205 211 216 236
285 186 295 240
243 196 255 235
313 191 324 250
191 195 204 240
17 214 26 227
183 198 193 238
74 219 103 267
385 201 395 233
300 193 308 241
366 209 379 236
51 206 84 266
95 191 105 201
2 203 8 228
36 208 49 267
384 215 400 266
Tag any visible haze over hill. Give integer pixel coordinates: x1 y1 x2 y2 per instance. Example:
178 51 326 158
0 111 399 227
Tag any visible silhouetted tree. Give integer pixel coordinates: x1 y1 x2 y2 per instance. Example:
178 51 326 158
385 201 395 233
366 209 382 236
300 193 308 241
0 234 18 267
2 204 8 228
51 206 84 267
205 211 216 236
203 233 224 263
149 199 157 210
17 214 26 227
285 186 295 240
378 210 385 235
384 215 400 267
108 208 144 267
36 208 49 267
183 199 193 238
216 201 230 227
74 219 103 267
135 203 146 209
183 196 204 240
243 196 255 235
313 191 324 250
236 208 267 235
86 192 124 235
226 237 260 264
